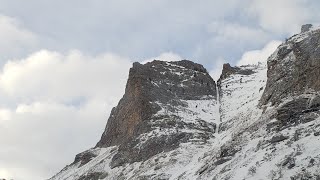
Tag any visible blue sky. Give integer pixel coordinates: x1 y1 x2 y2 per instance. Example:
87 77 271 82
0 0 319 179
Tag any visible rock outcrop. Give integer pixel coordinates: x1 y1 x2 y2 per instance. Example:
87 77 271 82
301 24 313 33
95 60 217 168
260 26 320 106
218 63 255 81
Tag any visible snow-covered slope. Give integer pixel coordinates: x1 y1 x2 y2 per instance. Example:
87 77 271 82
50 25 320 180
50 95 221 180
198 63 320 180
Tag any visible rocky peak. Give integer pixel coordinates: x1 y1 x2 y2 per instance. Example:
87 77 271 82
260 24 320 106
96 60 216 147
301 24 313 33
95 60 217 168
218 63 255 82
219 63 235 80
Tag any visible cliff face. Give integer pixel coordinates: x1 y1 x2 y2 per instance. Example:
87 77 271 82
260 27 320 106
96 60 217 168
218 63 255 81
51 25 320 180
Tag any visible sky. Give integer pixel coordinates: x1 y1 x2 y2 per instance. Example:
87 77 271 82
0 0 319 179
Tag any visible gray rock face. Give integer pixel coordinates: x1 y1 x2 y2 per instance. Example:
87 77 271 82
74 150 97 167
218 63 255 81
95 60 217 167
301 24 313 33
260 26 320 106
275 96 320 129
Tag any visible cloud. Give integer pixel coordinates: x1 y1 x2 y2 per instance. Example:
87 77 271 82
209 57 227 81
193 21 275 67
0 50 131 103
141 52 182 64
207 22 270 43
0 100 115 179
0 15 38 60
208 40 281 81
0 0 263 68
247 0 316 34
0 50 132 179
0 108 11 121
236 40 282 66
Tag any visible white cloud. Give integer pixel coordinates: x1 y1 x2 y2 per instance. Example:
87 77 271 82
0 108 11 121
207 21 270 43
0 15 38 59
141 52 182 64
236 40 282 66
0 50 131 103
0 50 132 179
0 169 12 179
0 100 113 179
247 0 312 34
208 40 281 81
209 57 227 81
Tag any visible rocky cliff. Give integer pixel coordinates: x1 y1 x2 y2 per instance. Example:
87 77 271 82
50 25 320 180
260 24 320 106
96 60 217 168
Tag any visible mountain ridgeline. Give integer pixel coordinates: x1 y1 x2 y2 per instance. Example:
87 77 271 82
51 25 320 180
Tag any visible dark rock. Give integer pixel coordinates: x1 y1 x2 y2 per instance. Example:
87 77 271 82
220 143 240 158
266 120 281 132
78 172 106 180
270 134 289 143
292 130 301 141
215 157 233 165
282 156 296 169
308 158 315 167
259 87 264 92
110 132 191 168
309 95 320 109
274 97 320 129
73 150 97 167
276 98 308 127
301 24 313 33
218 63 255 81
300 113 319 124
198 165 209 175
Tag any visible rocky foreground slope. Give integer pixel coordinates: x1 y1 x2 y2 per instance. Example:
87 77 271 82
50 25 320 180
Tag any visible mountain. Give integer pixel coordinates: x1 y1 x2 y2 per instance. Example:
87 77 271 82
50 25 320 180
